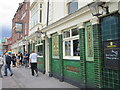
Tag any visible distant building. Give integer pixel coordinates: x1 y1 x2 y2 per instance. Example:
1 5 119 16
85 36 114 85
11 0 30 54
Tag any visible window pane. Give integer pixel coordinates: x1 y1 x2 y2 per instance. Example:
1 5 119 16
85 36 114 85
68 0 78 14
40 10 42 23
73 39 80 56
40 4 42 8
65 41 71 56
72 28 78 36
63 30 70 38
37 45 43 56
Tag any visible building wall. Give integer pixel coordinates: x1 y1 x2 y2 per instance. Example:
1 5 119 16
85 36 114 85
12 1 30 43
12 0 30 54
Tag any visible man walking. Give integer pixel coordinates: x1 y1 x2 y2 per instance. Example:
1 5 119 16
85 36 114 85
4 53 13 76
23 51 29 68
29 51 38 77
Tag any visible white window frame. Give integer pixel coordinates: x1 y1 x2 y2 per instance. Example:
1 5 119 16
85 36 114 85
67 0 78 15
63 27 80 60
35 42 43 57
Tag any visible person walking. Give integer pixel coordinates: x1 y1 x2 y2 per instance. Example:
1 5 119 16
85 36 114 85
29 51 38 77
16 52 21 68
0 55 4 78
23 51 29 68
4 53 13 76
11 54 16 67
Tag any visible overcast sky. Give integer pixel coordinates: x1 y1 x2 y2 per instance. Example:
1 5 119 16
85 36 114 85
0 0 24 39
0 0 25 27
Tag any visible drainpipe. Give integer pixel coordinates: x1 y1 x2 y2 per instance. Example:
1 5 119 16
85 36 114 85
47 0 49 26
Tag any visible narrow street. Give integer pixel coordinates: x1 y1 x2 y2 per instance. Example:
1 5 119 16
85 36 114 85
2 66 78 88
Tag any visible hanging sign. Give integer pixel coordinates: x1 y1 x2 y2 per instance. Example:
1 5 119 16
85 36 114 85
15 22 23 33
104 40 120 70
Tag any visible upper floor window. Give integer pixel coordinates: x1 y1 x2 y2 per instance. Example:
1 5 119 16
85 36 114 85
68 0 78 14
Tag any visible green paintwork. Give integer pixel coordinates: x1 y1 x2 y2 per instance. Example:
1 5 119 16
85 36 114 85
85 63 95 86
51 33 61 76
51 59 61 75
49 38 52 75
36 40 45 73
63 60 80 82
84 22 95 86
37 57 44 70
59 34 63 80
43 40 45 73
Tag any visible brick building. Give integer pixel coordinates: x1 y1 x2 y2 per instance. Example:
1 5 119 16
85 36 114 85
11 0 30 54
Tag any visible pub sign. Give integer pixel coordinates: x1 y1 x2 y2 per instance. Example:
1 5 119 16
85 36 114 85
104 40 120 70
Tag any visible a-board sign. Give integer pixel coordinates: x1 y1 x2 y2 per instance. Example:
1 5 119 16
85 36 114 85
104 40 120 70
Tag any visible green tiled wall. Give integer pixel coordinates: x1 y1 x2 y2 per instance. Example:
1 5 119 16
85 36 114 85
93 24 102 88
101 13 120 89
79 28 86 84
101 13 120 41
63 60 80 82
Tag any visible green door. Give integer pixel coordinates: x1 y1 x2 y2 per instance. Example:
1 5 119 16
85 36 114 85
85 22 95 87
51 33 61 78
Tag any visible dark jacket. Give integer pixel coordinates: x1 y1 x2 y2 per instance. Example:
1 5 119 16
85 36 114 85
6 55 12 65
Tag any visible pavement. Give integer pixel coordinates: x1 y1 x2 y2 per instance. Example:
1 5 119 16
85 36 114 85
1 66 78 88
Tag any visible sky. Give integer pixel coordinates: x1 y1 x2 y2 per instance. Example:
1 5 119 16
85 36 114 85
0 0 24 39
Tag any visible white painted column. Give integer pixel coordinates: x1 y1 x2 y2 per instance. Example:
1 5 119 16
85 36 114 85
45 34 51 75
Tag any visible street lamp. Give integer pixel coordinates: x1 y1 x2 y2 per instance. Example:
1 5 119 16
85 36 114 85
36 27 46 39
88 1 109 17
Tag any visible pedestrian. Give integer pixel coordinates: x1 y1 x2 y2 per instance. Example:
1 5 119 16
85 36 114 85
4 53 13 76
23 51 29 68
29 51 38 77
20 53 23 65
11 54 16 67
0 55 4 78
16 52 21 68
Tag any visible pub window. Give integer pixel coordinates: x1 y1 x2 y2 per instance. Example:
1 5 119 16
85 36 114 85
40 10 42 23
37 45 43 56
67 0 78 14
63 27 80 59
63 30 70 38
65 41 71 56
73 39 80 56
40 3 42 8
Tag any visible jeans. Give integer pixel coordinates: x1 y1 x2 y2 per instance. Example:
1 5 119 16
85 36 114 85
4 64 13 75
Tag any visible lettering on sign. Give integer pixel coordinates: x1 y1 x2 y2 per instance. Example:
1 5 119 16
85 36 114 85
66 66 79 73
87 25 93 57
104 40 120 70
53 35 59 57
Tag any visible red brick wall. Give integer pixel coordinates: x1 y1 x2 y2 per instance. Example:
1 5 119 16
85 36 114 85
12 1 30 45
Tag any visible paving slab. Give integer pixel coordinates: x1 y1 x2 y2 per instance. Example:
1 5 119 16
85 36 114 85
2 66 78 88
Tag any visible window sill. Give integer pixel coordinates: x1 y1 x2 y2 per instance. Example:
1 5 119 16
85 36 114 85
63 56 80 60
37 56 43 58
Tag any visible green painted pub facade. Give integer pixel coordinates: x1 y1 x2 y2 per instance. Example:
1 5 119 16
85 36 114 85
28 2 120 89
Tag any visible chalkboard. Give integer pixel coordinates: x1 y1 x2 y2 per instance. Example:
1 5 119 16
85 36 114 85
104 40 120 70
